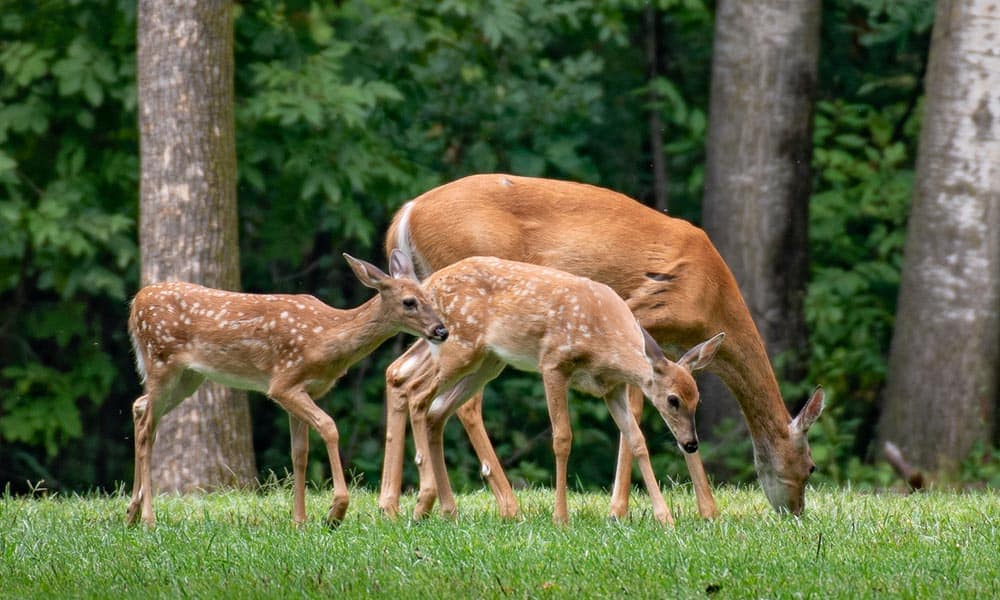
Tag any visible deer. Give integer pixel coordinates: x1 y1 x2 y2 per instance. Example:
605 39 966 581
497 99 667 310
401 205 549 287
378 174 824 520
126 250 448 527
391 255 724 524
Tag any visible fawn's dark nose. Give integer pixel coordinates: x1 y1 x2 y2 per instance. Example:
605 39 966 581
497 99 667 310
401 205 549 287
431 325 449 342
682 440 699 454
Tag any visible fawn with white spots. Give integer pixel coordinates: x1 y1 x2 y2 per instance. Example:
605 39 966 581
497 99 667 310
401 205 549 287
126 251 447 527
388 255 723 525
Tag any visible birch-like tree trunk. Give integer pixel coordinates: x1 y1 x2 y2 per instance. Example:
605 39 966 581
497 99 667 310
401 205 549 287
877 0 1000 476
699 0 820 435
137 0 256 492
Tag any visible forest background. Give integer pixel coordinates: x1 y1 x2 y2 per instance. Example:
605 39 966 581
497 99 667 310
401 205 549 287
2 0 996 497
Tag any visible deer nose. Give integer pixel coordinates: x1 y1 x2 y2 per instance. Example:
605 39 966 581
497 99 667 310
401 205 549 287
431 325 449 342
682 440 698 454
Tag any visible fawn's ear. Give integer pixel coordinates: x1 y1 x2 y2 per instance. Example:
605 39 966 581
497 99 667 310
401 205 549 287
677 332 725 372
791 386 825 435
641 326 666 363
344 253 391 290
388 249 417 280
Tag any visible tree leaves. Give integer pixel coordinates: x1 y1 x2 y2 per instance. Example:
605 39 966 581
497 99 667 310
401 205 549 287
1 0 938 492
0 1 138 481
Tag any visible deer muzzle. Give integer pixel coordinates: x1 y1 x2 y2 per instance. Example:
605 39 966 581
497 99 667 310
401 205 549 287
429 324 449 343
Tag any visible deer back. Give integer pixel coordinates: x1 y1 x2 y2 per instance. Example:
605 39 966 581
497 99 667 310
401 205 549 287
423 257 651 384
387 174 744 346
129 282 349 391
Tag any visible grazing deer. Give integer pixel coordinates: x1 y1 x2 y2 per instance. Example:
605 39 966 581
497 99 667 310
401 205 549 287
126 250 447 527
379 174 824 519
391 255 723 524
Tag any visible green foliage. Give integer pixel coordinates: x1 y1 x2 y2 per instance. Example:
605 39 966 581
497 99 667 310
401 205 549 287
820 0 934 104
799 0 931 486
808 99 914 405
3 0 977 499
2 487 999 598
0 1 138 488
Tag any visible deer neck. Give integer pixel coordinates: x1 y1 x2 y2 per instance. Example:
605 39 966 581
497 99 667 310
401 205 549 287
319 296 398 367
710 321 793 453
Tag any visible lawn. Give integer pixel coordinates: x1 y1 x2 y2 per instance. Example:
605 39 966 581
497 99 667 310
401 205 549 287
1 484 997 598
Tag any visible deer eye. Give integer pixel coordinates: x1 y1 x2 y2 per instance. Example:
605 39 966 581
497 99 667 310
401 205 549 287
667 394 680 409
402 297 418 309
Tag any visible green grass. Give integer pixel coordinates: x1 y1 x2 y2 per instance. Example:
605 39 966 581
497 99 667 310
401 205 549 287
1 484 997 598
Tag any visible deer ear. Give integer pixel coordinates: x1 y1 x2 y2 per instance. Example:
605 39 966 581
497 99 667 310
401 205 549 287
790 386 825 434
641 327 665 362
344 253 390 290
388 249 417 280
677 332 725 372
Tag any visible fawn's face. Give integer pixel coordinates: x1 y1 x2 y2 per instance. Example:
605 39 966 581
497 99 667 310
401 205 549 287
641 330 724 454
379 276 449 343
344 251 448 343
648 359 701 454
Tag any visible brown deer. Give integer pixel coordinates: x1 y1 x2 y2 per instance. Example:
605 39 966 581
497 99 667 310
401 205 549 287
379 174 824 519
391 255 723 524
126 250 447 527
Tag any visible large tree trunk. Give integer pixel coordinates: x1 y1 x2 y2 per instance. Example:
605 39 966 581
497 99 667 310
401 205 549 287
137 0 256 492
877 0 1000 477
699 0 820 442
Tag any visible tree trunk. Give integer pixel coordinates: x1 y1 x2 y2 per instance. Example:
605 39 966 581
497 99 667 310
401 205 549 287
699 0 819 439
137 0 256 492
877 0 1000 477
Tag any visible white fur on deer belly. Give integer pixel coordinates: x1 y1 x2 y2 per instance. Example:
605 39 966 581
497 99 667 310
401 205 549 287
568 371 607 397
188 361 269 393
491 345 539 373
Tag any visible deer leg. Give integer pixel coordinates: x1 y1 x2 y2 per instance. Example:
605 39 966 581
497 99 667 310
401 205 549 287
289 414 309 524
270 386 348 527
609 384 642 519
379 365 410 519
126 393 152 526
423 358 504 520
422 388 470 519
685 450 719 519
409 390 440 520
455 393 519 519
379 341 436 518
606 386 673 526
406 375 447 520
128 368 202 526
542 370 572 525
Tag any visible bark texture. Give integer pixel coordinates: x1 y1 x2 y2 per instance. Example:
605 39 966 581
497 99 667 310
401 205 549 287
699 0 820 433
137 0 256 492
877 0 1000 475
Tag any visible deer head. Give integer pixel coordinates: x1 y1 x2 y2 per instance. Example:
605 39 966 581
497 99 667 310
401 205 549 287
640 329 725 454
755 386 825 515
344 249 449 344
